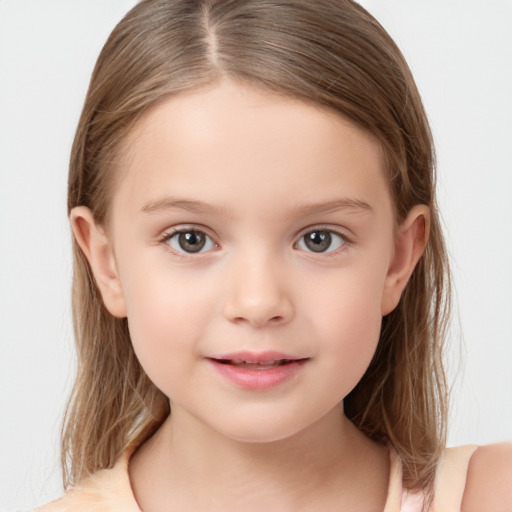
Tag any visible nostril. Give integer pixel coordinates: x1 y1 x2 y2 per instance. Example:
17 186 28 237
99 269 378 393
230 314 284 327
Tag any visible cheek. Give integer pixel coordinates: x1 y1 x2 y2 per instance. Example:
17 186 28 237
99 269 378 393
327 291 381 365
119 265 215 393
304 265 386 394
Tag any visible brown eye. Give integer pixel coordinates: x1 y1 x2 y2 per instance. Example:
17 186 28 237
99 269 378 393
167 230 215 253
298 230 345 253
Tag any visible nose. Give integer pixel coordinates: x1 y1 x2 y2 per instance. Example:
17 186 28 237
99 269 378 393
222 253 294 327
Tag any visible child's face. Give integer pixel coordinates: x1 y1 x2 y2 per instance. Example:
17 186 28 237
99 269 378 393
77 81 424 443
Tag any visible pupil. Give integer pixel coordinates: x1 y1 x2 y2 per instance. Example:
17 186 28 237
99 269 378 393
305 231 331 252
179 231 205 253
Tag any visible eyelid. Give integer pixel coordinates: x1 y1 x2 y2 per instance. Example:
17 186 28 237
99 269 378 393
158 225 220 255
296 224 353 241
294 225 351 253
157 224 351 256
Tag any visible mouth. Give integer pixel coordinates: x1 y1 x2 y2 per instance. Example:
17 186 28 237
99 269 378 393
206 352 309 390
212 358 303 370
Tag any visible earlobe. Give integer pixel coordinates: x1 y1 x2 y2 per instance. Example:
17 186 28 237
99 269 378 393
70 207 127 318
381 205 430 316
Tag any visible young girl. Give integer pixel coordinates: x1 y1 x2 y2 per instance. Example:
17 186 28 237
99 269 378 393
30 0 511 511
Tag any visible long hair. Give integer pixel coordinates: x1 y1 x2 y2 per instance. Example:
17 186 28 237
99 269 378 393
63 0 450 500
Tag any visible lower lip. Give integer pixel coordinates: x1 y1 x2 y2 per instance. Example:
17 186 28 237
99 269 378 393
208 359 307 391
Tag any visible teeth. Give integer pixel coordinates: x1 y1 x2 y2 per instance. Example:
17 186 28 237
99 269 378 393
229 359 290 368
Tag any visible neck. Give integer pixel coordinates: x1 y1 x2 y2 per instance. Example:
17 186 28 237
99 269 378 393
129 403 389 512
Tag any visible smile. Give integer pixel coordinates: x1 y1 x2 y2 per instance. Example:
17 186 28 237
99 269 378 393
207 352 309 390
216 359 297 369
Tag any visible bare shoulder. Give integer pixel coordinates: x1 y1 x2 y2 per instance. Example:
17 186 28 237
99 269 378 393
27 483 101 512
27 496 65 512
27 456 141 511
461 442 512 512
27 492 76 512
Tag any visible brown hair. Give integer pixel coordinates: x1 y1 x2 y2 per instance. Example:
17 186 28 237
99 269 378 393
63 0 450 502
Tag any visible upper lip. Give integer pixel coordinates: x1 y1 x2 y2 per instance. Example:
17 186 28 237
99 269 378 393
208 351 307 364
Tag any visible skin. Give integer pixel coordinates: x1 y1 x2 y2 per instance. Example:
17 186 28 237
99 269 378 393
461 443 512 512
72 80 433 511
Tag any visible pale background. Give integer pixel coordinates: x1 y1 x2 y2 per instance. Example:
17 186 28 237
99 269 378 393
0 1 511 510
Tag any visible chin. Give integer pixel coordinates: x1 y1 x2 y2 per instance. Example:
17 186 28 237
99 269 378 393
222 425 306 445
210 405 343 446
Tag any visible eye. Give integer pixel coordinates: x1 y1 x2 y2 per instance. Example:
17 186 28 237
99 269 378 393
165 229 216 254
296 229 346 253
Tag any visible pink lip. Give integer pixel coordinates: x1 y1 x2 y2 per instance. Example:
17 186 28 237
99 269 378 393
207 351 308 391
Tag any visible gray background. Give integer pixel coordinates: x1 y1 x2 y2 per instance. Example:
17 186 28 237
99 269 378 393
1 1 511 510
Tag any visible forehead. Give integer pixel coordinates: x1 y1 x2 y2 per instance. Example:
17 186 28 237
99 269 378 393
113 80 391 220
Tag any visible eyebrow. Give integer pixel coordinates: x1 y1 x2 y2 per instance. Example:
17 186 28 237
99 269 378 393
141 197 232 217
293 198 373 216
140 196 373 217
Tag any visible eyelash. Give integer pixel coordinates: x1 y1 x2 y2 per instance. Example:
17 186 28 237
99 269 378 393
295 227 349 254
158 226 350 256
159 227 218 256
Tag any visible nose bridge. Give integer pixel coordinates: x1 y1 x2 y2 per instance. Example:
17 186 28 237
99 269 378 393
223 246 293 327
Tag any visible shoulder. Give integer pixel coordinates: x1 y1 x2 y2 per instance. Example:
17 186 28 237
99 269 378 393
27 487 109 512
28 452 140 512
28 496 67 512
461 442 512 512
27 490 90 512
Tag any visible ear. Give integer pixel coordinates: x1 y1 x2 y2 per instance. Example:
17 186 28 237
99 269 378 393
381 205 430 316
70 206 127 318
